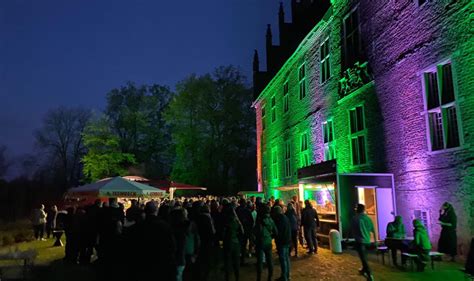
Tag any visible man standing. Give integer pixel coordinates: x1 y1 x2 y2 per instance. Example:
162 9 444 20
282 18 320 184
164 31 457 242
273 206 291 281
351 204 376 281
301 200 319 254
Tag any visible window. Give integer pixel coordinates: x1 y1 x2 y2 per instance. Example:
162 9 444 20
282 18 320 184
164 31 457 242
284 141 291 178
320 39 331 83
349 106 366 165
283 82 289 113
300 133 310 167
323 120 336 160
423 62 461 151
271 96 276 123
261 106 266 131
299 64 306 99
272 147 278 180
343 8 361 69
414 209 430 236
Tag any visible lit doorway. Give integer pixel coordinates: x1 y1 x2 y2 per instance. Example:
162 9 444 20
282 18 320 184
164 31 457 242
357 186 378 241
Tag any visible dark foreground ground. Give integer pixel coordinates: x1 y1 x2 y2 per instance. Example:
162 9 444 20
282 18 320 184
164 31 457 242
0 238 471 281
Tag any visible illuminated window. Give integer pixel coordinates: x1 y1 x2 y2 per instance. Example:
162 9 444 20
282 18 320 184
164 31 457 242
283 81 289 113
343 8 361 69
262 153 267 182
300 133 310 167
261 106 266 131
323 119 336 160
299 64 306 99
349 106 366 165
271 96 277 123
284 141 291 178
423 62 461 151
414 209 430 236
272 147 278 180
320 38 331 83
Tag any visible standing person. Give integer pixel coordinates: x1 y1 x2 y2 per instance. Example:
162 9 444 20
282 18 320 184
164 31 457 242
273 206 291 281
222 204 243 281
351 204 376 281
195 205 215 281
301 200 319 254
46 205 58 239
285 202 298 257
169 207 191 281
438 202 457 261
254 205 277 281
385 215 406 266
236 199 253 265
409 219 432 272
31 204 47 241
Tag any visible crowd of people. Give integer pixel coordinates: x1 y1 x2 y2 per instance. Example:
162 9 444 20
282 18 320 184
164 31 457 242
32 195 319 281
31 196 458 281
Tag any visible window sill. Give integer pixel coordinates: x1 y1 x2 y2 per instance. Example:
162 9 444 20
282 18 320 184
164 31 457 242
427 144 470 155
349 163 370 169
319 78 331 87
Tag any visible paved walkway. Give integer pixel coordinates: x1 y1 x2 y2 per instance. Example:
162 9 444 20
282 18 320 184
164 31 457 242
232 247 469 281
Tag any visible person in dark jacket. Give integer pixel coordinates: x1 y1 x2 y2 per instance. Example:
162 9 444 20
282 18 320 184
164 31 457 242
301 200 319 254
438 202 457 261
273 206 291 281
169 207 193 281
285 202 298 257
195 205 215 281
46 205 58 239
385 215 407 266
236 199 253 265
222 204 244 281
254 205 278 281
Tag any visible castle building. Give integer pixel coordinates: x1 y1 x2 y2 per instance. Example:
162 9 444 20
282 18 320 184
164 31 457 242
252 0 473 255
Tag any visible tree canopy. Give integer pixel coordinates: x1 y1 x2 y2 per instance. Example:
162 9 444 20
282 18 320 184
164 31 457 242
81 116 136 182
165 66 256 194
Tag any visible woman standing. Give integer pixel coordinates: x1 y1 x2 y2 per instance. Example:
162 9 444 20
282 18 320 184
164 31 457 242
46 205 58 239
438 202 457 261
285 202 298 257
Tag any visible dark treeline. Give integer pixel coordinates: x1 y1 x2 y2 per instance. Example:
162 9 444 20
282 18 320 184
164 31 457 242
0 65 256 221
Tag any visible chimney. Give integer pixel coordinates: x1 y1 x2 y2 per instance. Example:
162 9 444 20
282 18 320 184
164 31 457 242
253 49 259 72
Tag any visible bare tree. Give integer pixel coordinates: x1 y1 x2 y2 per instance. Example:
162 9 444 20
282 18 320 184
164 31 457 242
35 107 91 189
0 145 9 179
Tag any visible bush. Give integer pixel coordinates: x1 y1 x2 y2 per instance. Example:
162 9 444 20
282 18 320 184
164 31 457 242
2 234 15 246
14 231 33 243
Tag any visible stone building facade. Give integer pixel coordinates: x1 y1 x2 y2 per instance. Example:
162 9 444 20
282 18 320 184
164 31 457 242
253 0 473 256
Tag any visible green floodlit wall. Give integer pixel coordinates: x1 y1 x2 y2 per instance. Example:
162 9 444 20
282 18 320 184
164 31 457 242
256 3 385 199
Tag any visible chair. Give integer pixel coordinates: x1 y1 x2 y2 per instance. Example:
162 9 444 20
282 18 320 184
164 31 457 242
376 246 390 265
429 251 444 270
402 252 418 271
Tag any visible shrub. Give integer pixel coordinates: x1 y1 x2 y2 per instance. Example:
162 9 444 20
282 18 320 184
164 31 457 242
2 234 15 246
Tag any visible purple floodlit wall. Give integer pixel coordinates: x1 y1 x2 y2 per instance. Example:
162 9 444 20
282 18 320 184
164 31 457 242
358 0 474 255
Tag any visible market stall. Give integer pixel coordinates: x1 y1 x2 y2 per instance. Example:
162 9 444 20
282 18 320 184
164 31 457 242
295 160 396 242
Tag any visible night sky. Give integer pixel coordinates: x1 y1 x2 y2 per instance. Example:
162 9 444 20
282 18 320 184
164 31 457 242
0 0 288 168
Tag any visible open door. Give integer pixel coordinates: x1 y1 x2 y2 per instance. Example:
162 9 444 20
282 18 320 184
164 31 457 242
375 188 395 240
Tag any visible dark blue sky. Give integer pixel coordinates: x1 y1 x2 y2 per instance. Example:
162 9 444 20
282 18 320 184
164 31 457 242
0 0 288 161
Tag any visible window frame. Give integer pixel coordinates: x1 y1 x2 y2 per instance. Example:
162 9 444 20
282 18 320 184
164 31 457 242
271 146 278 180
342 6 361 70
298 63 306 100
320 37 331 84
322 119 336 161
348 105 368 166
300 133 310 167
283 81 289 114
284 140 292 178
421 59 463 152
